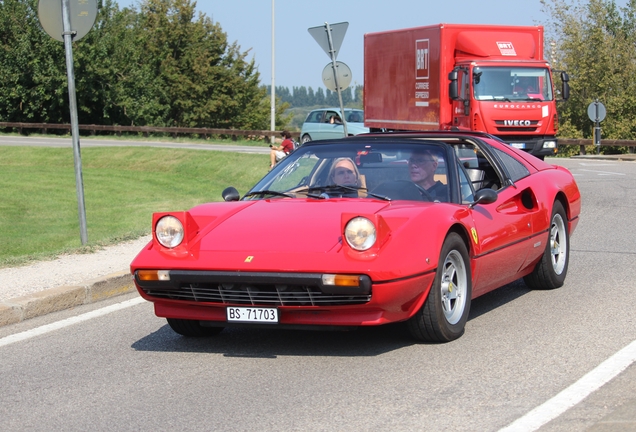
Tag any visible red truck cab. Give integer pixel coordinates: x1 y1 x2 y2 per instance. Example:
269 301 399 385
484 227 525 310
364 23 570 159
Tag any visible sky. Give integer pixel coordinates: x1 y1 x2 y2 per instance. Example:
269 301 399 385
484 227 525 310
113 0 619 92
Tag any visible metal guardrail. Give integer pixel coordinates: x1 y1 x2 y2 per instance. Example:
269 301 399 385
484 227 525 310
0 122 301 140
1 122 635 154
558 138 636 155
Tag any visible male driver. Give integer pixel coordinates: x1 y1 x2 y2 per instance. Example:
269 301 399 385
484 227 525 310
408 149 448 202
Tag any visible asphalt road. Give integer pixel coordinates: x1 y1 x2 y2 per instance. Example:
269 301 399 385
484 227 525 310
1 141 635 430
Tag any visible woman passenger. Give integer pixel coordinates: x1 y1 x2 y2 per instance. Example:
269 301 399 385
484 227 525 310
328 157 361 187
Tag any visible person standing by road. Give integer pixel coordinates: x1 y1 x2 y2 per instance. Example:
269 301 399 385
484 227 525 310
270 130 295 169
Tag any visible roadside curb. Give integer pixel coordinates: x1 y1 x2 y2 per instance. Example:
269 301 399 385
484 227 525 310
0 270 134 327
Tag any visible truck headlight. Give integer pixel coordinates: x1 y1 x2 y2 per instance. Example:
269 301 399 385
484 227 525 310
542 140 557 149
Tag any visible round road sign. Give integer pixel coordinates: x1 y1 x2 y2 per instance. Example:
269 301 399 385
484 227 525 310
322 61 352 92
38 0 98 42
587 101 607 122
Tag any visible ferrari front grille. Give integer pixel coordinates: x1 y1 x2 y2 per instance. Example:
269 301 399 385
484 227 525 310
142 282 371 306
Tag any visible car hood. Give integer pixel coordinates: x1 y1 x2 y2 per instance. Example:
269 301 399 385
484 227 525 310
132 197 448 278
193 199 392 253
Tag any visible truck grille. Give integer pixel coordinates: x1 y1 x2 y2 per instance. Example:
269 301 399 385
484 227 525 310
495 120 539 133
142 283 371 306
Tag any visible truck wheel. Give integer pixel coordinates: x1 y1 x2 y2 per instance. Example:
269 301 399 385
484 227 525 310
524 201 569 289
301 134 312 144
167 318 224 337
407 232 472 342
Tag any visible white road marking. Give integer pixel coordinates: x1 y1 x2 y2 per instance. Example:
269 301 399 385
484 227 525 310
0 297 144 348
499 339 636 432
3 296 636 431
578 169 625 176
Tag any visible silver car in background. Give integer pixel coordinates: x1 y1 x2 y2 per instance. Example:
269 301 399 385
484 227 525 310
300 108 369 143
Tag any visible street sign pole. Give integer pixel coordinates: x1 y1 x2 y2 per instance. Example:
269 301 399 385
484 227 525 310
39 0 96 245
62 0 88 245
324 22 348 137
308 22 349 137
587 99 606 156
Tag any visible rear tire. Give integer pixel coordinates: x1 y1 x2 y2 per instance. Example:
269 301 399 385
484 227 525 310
167 318 224 337
301 134 312 144
407 232 472 342
524 201 569 289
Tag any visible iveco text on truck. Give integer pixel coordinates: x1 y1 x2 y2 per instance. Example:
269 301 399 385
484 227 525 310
364 23 569 158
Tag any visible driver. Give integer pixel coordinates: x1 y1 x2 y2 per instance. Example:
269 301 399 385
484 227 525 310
408 149 448 202
328 157 361 187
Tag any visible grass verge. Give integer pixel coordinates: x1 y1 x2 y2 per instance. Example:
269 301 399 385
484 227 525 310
0 146 269 267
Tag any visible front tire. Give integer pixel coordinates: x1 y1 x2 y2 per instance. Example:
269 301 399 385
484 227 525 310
407 232 472 342
524 200 569 289
301 134 312 144
167 318 224 337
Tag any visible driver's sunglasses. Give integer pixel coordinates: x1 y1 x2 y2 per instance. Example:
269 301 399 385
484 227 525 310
408 158 435 167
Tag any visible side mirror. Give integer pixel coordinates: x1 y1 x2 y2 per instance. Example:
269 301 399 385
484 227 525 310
448 70 459 100
560 71 570 101
562 82 570 100
469 188 497 209
222 187 240 202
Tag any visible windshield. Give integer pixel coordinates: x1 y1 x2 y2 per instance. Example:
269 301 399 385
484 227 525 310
304 109 365 124
246 141 451 203
473 67 553 102
345 110 364 123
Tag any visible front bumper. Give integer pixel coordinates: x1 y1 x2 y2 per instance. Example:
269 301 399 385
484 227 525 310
500 136 559 157
134 270 435 327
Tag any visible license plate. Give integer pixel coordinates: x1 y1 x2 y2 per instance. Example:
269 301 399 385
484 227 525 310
226 307 278 323
511 143 526 149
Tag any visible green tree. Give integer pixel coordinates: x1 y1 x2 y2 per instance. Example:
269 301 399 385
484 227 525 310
353 84 363 105
73 0 149 126
341 86 352 105
542 0 636 140
0 0 67 123
314 87 325 106
293 86 309 106
0 0 283 130
273 86 292 105
133 0 264 128
307 86 315 106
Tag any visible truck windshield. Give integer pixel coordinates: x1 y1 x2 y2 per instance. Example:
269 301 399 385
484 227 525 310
473 67 554 102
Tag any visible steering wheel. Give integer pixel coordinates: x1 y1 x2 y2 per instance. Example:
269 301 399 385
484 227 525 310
413 183 434 202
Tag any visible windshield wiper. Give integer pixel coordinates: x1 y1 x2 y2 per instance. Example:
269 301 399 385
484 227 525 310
243 190 294 199
302 184 391 201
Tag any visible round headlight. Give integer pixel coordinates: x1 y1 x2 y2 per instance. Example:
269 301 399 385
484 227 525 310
155 216 184 248
344 217 377 251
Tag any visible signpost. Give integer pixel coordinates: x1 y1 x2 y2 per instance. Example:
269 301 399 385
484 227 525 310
587 100 606 154
38 0 97 245
308 22 350 137
321 61 352 92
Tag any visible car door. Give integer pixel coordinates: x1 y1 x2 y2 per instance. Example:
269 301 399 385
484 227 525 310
319 110 346 140
468 181 536 295
454 147 537 296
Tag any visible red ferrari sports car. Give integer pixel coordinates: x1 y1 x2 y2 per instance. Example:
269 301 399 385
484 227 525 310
130 131 581 342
